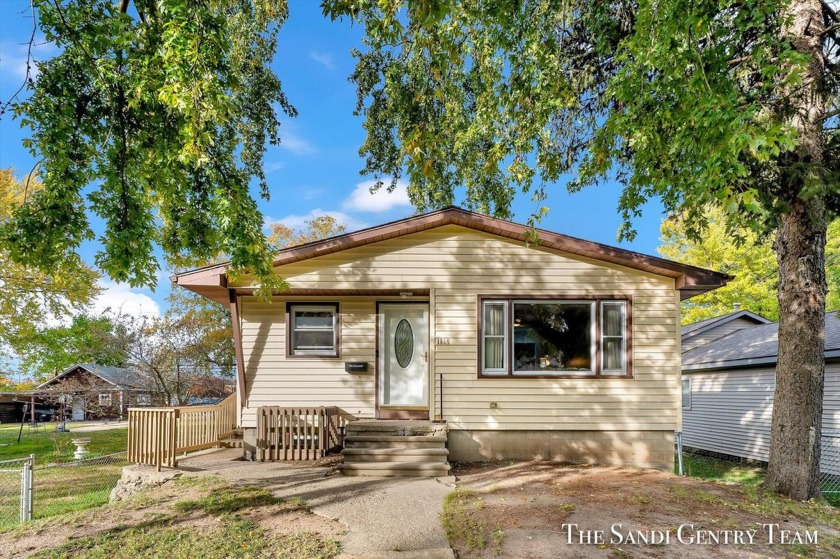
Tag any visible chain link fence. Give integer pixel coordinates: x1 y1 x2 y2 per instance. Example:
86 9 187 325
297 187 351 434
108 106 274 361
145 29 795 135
821 430 840 506
0 452 129 530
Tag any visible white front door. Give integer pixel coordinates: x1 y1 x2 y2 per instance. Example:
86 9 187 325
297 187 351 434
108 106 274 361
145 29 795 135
71 399 85 421
378 303 429 418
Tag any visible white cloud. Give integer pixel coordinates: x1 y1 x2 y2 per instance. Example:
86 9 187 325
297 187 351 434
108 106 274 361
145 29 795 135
308 50 335 71
0 37 57 83
264 161 285 173
91 280 161 318
265 208 368 234
278 130 316 155
342 179 412 213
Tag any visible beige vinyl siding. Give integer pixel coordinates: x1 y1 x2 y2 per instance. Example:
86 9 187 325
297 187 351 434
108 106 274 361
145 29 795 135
682 362 840 470
682 317 765 352
240 298 376 427
238 225 680 431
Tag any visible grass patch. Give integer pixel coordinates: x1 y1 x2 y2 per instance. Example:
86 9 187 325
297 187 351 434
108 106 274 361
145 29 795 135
441 489 503 553
29 518 340 559
679 453 840 509
174 485 291 516
0 424 127 463
678 453 765 487
1 459 130 531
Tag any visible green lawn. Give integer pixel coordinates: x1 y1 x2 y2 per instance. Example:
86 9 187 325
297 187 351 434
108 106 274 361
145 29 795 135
0 424 127 463
0 425 129 530
678 452 840 507
16 478 341 559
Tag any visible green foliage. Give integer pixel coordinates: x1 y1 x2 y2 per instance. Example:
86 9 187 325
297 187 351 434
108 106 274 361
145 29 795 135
660 209 840 323
164 289 236 381
0 169 100 360
15 314 129 381
323 0 838 235
2 0 295 294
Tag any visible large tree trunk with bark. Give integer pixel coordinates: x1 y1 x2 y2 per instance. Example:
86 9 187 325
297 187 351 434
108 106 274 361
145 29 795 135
765 0 828 501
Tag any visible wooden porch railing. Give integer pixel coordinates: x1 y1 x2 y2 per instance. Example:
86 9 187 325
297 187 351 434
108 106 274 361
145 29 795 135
127 393 237 470
257 406 355 461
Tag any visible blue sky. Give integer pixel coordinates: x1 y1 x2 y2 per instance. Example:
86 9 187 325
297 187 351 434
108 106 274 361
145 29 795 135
0 0 667 317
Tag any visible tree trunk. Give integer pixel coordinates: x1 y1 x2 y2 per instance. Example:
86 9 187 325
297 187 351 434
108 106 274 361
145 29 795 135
765 0 827 500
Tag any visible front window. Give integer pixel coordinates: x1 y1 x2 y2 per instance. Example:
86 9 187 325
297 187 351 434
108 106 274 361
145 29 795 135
513 301 593 374
289 304 339 356
480 298 630 377
98 393 112 407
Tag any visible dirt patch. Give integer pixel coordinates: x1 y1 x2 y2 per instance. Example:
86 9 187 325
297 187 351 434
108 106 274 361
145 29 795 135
0 475 345 559
447 462 839 559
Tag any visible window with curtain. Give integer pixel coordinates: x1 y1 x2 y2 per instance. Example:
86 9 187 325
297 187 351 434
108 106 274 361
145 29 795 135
289 304 339 356
601 302 626 374
482 301 508 374
479 298 630 377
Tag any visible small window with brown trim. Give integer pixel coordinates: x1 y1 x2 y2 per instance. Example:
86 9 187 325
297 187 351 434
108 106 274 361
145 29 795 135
479 297 631 378
288 303 339 357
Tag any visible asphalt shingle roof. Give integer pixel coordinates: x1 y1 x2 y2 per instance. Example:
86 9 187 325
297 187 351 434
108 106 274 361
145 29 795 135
681 310 771 337
76 364 147 388
37 364 147 390
682 311 840 368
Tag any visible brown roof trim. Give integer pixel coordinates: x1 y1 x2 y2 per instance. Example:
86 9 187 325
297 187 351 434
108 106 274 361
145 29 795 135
175 207 731 299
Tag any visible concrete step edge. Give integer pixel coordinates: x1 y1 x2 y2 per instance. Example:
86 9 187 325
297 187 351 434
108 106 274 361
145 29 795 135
344 435 448 443
341 448 449 456
338 461 451 471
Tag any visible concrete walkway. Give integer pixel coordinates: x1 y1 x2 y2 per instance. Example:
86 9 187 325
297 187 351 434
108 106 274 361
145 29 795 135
178 449 455 559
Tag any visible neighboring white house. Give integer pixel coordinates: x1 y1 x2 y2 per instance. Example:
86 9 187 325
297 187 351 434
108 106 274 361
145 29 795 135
681 311 840 473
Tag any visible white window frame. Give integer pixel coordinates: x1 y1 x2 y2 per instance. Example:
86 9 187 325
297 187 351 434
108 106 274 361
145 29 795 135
481 300 509 375
98 393 112 407
682 378 692 411
600 301 627 375
289 304 339 356
136 394 151 406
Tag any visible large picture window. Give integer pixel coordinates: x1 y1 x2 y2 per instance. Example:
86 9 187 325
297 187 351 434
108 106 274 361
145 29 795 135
288 304 339 357
479 298 630 377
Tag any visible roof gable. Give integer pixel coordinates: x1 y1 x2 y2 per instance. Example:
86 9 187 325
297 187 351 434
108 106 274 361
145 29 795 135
176 207 731 303
681 310 772 339
683 312 840 370
36 364 146 390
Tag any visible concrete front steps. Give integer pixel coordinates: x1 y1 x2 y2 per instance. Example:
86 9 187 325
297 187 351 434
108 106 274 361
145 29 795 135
339 420 450 477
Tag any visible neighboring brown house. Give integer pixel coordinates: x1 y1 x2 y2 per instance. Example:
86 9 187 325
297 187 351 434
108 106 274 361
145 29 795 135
36 364 160 421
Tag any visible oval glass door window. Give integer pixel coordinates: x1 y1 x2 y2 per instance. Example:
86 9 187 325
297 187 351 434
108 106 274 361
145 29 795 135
394 319 414 368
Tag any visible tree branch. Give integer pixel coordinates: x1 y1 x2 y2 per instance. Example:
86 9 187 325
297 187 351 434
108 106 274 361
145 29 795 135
0 0 37 119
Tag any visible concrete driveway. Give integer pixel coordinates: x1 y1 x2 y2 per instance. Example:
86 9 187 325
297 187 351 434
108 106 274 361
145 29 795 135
178 449 455 559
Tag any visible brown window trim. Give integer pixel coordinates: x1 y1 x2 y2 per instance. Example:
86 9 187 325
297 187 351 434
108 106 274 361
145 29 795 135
285 302 341 359
476 295 633 379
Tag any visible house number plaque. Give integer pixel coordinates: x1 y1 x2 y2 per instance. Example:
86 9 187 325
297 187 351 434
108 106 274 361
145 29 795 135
435 337 451 346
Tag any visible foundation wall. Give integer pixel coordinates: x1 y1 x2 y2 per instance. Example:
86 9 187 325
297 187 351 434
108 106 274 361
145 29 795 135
447 429 675 471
